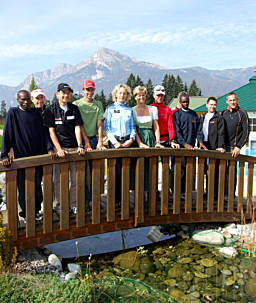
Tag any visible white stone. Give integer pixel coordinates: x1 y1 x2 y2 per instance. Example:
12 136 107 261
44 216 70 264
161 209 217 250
219 247 238 258
48 254 62 271
225 228 239 236
192 230 224 245
65 272 79 281
67 263 81 274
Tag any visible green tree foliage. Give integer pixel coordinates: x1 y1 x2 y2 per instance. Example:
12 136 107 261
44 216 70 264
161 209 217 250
105 93 113 107
98 90 107 111
0 100 7 118
29 76 37 92
51 94 58 104
145 79 154 105
189 80 201 96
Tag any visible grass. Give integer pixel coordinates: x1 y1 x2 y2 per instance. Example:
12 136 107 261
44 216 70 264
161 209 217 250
0 273 90 303
0 124 4 130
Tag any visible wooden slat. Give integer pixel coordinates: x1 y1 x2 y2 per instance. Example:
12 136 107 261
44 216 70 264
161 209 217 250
196 158 204 213
207 159 215 213
192 157 196 190
43 165 53 233
92 160 101 224
237 162 245 212
161 156 169 215
173 156 181 214
185 157 193 213
100 159 105 194
25 167 35 237
6 170 18 240
76 161 85 227
148 157 157 216
247 162 254 215
86 161 91 192
227 160 236 212
135 157 144 226
217 160 226 212
59 163 69 230
107 159 116 222
121 158 130 220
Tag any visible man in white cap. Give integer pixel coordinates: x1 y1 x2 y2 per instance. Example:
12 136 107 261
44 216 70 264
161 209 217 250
150 85 179 148
31 88 46 113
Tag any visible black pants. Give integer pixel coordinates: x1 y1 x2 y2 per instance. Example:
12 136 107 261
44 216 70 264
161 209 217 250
17 166 43 217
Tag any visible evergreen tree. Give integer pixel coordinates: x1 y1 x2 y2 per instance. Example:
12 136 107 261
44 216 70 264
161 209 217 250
126 73 136 92
29 76 37 92
135 75 144 87
145 79 154 105
105 93 113 107
52 94 58 104
98 90 106 111
176 75 184 92
0 100 7 118
189 80 201 96
184 83 188 92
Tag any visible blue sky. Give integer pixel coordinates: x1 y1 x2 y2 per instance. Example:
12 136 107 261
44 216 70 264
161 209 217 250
1 0 256 86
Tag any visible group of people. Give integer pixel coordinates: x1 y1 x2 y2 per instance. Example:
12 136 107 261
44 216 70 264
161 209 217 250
0 79 249 221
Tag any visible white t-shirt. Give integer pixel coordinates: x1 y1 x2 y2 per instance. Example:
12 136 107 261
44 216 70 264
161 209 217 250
203 112 214 141
135 106 158 123
60 104 68 113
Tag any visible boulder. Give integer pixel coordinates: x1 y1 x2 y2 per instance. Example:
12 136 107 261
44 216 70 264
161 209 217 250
48 254 62 271
219 247 238 258
65 272 79 281
67 263 81 274
192 230 224 245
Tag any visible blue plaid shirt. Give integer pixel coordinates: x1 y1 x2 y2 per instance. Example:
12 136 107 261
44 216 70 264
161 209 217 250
104 102 136 144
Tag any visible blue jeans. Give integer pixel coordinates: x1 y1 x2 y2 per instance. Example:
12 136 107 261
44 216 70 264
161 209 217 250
85 136 98 200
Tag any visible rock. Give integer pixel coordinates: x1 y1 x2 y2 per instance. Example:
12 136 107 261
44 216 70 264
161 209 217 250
194 271 209 278
183 271 194 281
67 263 81 274
225 277 235 286
168 264 185 278
164 279 176 287
18 248 47 262
48 254 62 271
177 257 192 264
65 272 79 281
169 288 185 300
205 267 219 276
222 269 232 276
219 247 238 258
199 258 217 267
192 230 224 245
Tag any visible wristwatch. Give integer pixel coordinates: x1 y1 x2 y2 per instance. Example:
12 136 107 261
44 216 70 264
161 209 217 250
79 144 85 149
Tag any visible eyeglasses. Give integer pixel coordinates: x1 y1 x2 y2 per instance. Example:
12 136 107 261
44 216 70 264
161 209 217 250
20 98 31 101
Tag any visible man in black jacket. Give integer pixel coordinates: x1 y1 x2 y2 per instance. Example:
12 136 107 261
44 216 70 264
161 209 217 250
200 97 225 200
222 92 249 197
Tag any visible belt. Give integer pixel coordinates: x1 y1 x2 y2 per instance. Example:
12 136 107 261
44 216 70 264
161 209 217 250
114 135 130 143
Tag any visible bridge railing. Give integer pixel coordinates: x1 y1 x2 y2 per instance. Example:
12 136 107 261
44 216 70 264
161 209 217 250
0 148 255 250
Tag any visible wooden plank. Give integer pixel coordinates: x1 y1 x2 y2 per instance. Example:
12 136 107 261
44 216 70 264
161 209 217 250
6 170 18 240
185 157 193 213
25 167 35 238
173 156 181 214
192 157 196 190
107 159 116 222
76 161 85 227
247 162 254 215
121 158 130 220
237 162 245 212
60 163 69 230
135 157 144 226
92 160 101 224
86 160 91 192
217 160 226 212
227 160 236 212
43 165 53 233
100 159 105 194
196 158 204 213
148 157 157 216
207 159 215 213
161 156 169 215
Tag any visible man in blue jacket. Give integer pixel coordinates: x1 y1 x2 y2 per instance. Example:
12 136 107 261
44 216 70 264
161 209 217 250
173 92 206 194
1 90 53 221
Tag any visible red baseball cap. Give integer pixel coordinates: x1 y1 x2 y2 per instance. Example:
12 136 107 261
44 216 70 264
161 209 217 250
82 80 96 89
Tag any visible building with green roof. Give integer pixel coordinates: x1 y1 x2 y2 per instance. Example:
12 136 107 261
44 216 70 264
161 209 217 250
169 96 212 111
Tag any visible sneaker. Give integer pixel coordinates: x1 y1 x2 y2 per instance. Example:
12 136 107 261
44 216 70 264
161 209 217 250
69 206 77 215
35 213 43 221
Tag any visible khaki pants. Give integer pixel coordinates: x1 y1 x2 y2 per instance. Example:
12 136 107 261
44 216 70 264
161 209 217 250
54 148 77 208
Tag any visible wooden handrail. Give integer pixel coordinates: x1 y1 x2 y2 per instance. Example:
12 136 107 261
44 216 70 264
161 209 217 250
0 148 255 250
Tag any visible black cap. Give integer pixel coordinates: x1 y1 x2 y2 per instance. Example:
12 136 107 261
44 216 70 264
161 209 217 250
57 83 73 93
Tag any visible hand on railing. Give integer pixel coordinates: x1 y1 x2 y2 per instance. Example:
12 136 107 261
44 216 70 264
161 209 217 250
170 141 180 149
96 142 107 150
77 147 86 155
48 150 57 160
184 144 194 150
56 149 67 158
232 147 240 158
155 142 165 148
216 148 225 153
2 156 12 168
139 142 149 148
199 142 208 150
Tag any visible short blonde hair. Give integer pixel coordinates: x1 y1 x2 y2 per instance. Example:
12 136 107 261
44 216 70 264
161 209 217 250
133 86 147 97
112 84 132 102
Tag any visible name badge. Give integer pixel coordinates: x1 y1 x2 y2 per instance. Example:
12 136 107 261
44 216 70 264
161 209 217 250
67 116 75 120
114 110 120 113
55 121 63 125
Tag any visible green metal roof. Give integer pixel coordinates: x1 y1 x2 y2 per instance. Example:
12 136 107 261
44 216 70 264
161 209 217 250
169 96 209 110
195 75 256 112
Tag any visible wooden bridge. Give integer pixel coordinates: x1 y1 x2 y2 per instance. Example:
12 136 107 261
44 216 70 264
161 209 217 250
0 148 255 250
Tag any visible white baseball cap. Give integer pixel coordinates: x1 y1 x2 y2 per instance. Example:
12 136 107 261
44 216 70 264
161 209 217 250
31 88 46 98
154 85 165 96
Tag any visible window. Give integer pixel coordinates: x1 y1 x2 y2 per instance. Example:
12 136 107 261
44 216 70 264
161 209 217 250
249 118 256 132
